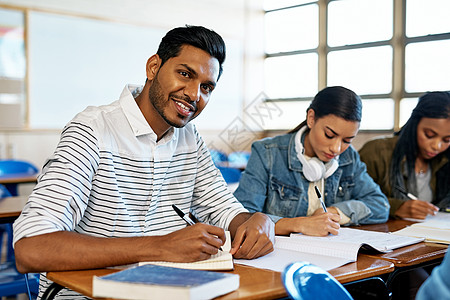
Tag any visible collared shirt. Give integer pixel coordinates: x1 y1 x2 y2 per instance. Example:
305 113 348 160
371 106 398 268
13 85 247 299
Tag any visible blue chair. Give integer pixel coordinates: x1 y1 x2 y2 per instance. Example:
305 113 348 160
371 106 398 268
0 160 39 196
0 263 39 299
217 166 242 184
0 184 11 255
0 184 14 262
0 160 38 262
227 151 250 169
209 149 228 167
282 262 353 300
0 184 39 299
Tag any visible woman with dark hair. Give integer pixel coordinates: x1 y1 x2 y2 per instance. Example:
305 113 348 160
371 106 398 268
360 91 450 219
234 86 389 236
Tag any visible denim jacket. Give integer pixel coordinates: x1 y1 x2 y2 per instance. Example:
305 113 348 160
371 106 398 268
234 133 390 225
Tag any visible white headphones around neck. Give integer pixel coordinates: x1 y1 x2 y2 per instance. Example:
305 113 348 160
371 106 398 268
295 126 339 182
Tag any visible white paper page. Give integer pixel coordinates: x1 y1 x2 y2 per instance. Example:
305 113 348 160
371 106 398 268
393 226 450 244
143 253 234 270
412 220 450 230
290 227 423 252
234 248 351 272
403 211 450 223
276 235 360 260
139 231 233 270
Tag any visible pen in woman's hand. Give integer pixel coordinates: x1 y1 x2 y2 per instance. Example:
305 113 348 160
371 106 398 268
314 185 327 213
395 185 418 200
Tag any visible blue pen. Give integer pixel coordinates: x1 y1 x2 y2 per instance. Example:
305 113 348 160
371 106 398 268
314 185 327 212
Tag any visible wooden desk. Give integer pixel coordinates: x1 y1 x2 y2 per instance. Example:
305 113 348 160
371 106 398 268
329 255 394 284
0 196 28 223
355 220 448 268
0 175 37 185
355 219 448 290
45 257 393 300
0 174 37 196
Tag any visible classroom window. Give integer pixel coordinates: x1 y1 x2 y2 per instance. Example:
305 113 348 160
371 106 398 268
327 46 392 95
327 0 392 47
264 5 318 54
406 0 450 37
264 0 450 130
264 54 318 99
0 7 25 128
361 98 394 130
399 97 419 127
405 40 450 93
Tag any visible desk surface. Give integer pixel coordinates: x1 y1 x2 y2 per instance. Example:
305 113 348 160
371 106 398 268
0 174 37 184
356 220 448 267
0 196 27 221
47 257 394 300
44 219 446 299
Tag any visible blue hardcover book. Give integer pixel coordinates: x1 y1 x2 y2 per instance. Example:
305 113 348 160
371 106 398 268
92 264 240 300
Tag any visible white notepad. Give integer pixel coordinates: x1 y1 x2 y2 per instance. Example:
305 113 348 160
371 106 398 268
139 231 233 270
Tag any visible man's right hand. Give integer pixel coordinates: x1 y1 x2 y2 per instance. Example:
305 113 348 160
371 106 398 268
14 224 227 274
154 223 226 262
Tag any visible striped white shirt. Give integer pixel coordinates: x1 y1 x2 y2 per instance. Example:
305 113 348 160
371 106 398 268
13 85 247 299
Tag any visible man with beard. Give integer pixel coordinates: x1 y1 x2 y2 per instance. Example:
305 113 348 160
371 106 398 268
13 25 274 299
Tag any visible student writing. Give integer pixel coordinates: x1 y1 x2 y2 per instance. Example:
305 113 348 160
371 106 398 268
359 91 450 219
234 86 389 237
13 25 275 299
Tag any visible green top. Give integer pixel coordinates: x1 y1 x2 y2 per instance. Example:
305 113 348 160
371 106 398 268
359 135 449 217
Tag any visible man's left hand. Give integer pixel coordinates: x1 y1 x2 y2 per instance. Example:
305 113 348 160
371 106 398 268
229 212 274 259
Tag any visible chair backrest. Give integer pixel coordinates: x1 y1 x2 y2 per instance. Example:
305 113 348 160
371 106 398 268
282 262 353 300
227 151 250 168
209 150 228 166
217 166 242 184
0 160 38 177
0 262 39 298
0 184 12 199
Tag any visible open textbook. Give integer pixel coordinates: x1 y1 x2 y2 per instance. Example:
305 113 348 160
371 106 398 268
139 231 233 270
235 228 423 272
393 215 450 244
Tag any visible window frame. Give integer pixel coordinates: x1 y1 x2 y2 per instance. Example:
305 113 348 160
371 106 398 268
264 0 450 130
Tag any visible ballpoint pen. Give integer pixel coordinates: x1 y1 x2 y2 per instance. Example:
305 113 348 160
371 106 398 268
314 185 327 212
172 204 223 251
395 186 418 200
405 193 418 200
172 204 196 226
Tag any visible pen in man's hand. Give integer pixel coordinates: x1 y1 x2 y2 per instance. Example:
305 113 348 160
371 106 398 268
314 185 327 212
172 204 223 251
172 204 195 225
